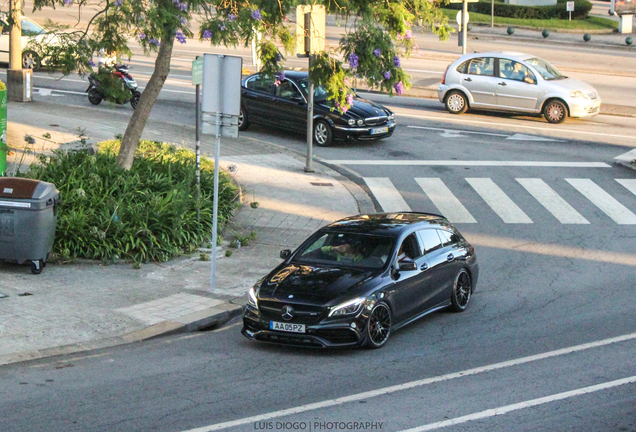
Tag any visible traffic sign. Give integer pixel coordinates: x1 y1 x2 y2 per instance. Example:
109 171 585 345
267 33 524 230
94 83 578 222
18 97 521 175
456 11 470 26
191 58 203 86
566 1 575 11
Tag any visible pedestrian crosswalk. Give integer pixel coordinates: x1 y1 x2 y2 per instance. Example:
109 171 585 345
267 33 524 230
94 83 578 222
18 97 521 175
363 177 636 225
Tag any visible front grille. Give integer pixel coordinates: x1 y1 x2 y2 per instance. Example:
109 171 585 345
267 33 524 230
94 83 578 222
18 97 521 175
259 301 325 324
244 319 268 332
587 105 600 114
364 116 388 126
256 333 323 347
314 328 359 344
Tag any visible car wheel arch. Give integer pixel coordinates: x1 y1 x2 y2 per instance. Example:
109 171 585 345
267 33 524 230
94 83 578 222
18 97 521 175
541 97 570 117
445 86 473 106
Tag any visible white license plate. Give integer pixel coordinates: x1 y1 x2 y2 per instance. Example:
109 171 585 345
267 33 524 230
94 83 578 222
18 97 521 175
371 127 389 135
270 321 306 333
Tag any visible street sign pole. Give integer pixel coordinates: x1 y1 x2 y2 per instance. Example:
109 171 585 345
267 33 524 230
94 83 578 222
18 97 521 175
462 0 468 55
210 55 223 291
194 56 201 222
304 12 314 173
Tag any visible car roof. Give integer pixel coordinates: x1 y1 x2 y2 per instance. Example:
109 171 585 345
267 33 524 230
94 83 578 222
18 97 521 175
323 212 449 236
247 70 308 81
460 51 535 62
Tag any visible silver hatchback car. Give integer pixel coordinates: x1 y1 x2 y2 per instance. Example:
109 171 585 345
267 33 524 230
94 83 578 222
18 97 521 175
438 52 601 123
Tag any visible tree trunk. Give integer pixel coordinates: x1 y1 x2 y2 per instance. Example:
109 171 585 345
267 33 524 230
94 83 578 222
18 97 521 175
116 31 175 170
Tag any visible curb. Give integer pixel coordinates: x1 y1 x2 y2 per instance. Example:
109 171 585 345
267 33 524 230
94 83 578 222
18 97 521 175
0 304 243 367
468 32 635 51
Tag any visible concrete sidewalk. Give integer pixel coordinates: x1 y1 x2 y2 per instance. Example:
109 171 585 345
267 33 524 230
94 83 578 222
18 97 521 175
0 101 374 366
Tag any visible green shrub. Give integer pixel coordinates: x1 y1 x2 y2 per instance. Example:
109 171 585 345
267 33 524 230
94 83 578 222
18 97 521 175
447 0 592 20
22 140 239 263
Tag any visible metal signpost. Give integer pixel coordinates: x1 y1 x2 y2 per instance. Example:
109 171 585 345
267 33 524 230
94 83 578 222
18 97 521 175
450 0 477 54
567 1 574 20
296 5 325 173
200 53 242 290
191 57 203 221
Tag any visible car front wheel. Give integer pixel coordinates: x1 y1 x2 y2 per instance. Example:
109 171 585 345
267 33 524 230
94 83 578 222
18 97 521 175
450 269 472 312
543 99 567 124
313 120 333 147
22 51 40 70
364 302 392 349
445 91 468 114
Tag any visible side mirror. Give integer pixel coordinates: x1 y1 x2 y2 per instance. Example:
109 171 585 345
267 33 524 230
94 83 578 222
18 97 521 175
280 249 291 259
398 261 417 271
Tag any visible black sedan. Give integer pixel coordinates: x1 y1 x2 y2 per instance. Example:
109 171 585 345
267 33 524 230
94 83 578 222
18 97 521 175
239 71 396 147
242 213 479 349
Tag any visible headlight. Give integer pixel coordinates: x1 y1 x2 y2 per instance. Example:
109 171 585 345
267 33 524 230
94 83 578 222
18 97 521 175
348 119 356 126
328 297 365 317
570 91 587 99
388 114 395 121
357 119 364 126
247 286 259 308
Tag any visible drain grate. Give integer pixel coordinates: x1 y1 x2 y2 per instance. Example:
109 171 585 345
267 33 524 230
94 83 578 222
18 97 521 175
310 182 333 187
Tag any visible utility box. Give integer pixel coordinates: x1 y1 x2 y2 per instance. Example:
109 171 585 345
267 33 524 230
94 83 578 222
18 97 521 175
0 178 59 274
7 69 33 103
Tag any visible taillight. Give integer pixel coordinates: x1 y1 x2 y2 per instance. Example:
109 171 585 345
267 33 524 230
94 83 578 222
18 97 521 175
441 65 450 85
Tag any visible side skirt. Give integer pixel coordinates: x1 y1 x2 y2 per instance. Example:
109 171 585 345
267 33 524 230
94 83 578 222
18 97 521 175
393 300 451 331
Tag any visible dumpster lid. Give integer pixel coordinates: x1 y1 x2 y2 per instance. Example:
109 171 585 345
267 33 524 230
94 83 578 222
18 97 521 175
0 178 57 200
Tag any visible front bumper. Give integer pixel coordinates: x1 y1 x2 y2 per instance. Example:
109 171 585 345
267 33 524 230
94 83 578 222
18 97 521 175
566 98 601 118
242 305 367 348
333 121 396 142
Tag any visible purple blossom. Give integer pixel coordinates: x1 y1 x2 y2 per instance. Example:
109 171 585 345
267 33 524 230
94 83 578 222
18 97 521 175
178 2 187 11
175 31 187 44
383 71 391 80
88 58 95 67
138 32 146 40
373 48 381 57
149 38 158 45
394 56 401 67
346 93 354 105
202 30 212 40
251 9 262 20
64 0 72 4
276 53 282 62
219 22 226 31
405 29 413 40
348 53 359 69
276 71 285 81
180 17 187 25
394 81 404 95
113 0 122 6
229 13 236 21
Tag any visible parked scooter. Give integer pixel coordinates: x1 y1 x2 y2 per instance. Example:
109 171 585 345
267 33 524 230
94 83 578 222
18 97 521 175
86 64 141 109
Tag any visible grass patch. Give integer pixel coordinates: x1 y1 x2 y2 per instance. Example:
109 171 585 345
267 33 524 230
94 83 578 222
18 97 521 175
441 9 618 30
22 140 239 263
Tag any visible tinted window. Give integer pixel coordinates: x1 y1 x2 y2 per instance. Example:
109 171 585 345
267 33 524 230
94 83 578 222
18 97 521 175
246 76 274 94
437 229 459 247
275 80 301 100
398 233 423 260
456 60 469 74
298 79 329 102
499 59 536 83
418 229 442 253
467 57 495 76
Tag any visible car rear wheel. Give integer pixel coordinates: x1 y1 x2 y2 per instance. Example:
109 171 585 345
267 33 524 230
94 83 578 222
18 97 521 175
364 302 392 349
313 120 333 147
543 99 567 124
238 106 250 131
450 269 472 312
130 91 141 109
445 91 468 114
22 51 41 70
87 89 102 105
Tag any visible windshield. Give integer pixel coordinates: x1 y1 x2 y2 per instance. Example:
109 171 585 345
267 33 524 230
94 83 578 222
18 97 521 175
21 19 45 36
525 57 564 80
294 231 395 269
298 79 329 102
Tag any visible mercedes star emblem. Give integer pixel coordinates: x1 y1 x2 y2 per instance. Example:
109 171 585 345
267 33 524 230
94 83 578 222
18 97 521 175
281 305 294 321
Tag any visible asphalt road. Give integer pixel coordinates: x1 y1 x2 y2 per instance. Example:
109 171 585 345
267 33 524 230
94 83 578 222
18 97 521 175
2 9 636 432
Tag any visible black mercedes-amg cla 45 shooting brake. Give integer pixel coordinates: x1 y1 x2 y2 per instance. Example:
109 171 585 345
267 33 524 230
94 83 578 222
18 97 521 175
242 212 479 349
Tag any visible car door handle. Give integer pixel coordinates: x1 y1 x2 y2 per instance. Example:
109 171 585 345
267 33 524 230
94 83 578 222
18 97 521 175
498 82 507 86
420 263 429 271
464 78 472 82
447 253 455 261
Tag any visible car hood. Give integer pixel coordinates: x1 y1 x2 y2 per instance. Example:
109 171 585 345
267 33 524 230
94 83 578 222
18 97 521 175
545 77 597 94
258 263 379 305
315 97 391 120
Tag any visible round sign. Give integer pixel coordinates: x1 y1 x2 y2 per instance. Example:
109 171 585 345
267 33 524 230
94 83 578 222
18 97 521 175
456 11 470 26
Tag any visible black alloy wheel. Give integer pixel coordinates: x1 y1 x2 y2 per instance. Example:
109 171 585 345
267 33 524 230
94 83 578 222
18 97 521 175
22 51 40 70
130 91 141 109
543 99 567 124
313 119 333 147
365 302 392 349
450 269 472 312
238 106 250 131
88 89 102 105
445 91 468 114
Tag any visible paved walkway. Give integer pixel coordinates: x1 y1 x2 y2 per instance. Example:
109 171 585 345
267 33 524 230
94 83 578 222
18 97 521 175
0 101 373 366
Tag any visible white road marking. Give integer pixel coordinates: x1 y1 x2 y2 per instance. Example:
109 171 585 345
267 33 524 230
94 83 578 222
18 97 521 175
616 179 636 196
363 178 411 212
399 375 636 432
566 178 636 224
407 126 560 141
395 112 636 140
408 125 509 137
35 87 85 96
179 332 636 432
326 160 611 168
403 69 444 74
506 133 559 141
517 178 589 224
614 148 636 162
466 178 533 223
415 178 476 223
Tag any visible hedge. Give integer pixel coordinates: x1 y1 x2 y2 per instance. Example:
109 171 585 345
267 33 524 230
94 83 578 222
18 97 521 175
447 0 592 20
